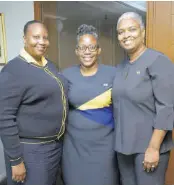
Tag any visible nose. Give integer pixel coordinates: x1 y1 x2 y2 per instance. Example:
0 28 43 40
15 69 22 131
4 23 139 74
84 47 91 54
38 37 45 45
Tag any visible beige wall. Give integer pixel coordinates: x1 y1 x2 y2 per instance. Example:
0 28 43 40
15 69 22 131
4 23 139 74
0 1 34 71
0 1 34 62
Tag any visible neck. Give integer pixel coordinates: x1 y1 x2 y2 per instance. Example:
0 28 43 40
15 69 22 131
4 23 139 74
80 62 98 76
128 44 146 63
35 58 43 66
24 48 43 66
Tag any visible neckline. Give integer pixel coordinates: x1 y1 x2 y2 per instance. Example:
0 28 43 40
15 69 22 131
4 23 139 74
128 48 148 65
78 64 101 78
18 56 48 69
20 48 47 67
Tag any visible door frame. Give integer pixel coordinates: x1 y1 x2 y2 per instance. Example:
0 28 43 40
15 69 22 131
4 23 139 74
34 2 42 21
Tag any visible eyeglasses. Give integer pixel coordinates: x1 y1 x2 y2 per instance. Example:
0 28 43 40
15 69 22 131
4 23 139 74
76 45 99 52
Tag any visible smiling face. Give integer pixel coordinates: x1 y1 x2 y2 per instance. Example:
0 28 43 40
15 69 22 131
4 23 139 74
24 23 49 61
117 18 145 54
76 34 101 68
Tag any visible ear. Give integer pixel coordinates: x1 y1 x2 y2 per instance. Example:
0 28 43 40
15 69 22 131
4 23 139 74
142 29 145 39
75 49 78 56
23 35 26 45
97 47 101 55
141 29 145 44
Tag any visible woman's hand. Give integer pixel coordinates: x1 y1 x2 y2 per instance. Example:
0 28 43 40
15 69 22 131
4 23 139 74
143 147 160 173
11 161 26 183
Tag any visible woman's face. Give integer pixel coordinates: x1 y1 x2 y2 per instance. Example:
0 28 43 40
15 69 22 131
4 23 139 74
76 34 101 68
24 23 49 60
117 18 145 53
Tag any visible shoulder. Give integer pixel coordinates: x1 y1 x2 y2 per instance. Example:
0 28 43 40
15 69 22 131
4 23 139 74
99 64 116 74
47 60 58 70
47 60 62 75
0 57 26 86
147 48 172 64
46 61 69 89
147 48 174 75
1 56 27 75
100 64 116 70
98 64 117 81
146 48 171 64
61 65 79 78
147 48 163 56
115 60 127 71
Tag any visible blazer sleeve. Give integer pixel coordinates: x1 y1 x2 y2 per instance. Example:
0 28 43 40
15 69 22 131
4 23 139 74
148 54 174 130
0 71 25 166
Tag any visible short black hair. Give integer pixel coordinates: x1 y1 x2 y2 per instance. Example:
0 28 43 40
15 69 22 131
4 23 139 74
23 20 46 35
76 24 98 42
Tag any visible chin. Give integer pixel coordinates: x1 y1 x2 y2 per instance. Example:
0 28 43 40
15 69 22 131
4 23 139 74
36 49 46 55
37 53 45 57
124 46 135 53
121 43 133 50
82 61 95 68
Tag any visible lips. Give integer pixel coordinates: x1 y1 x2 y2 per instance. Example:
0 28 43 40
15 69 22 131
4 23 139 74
83 57 92 61
123 40 133 45
82 56 94 62
36 47 46 52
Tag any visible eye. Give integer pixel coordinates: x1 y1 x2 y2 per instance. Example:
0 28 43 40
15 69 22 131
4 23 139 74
78 45 86 51
89 45 97 51
33 35 40 39
129 27 137 32
43 36 48 41
117 30 124 35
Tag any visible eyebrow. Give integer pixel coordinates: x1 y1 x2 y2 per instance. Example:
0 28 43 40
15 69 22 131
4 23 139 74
117 26 139 31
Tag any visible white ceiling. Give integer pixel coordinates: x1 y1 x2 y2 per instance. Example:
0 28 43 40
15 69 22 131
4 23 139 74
122 1 146 12
53 1 146 23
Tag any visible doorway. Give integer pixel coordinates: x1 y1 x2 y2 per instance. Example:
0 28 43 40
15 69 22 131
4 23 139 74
39 1 146 70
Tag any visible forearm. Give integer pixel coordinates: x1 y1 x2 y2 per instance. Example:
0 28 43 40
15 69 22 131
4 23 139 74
148 129 167 150
0 121 23 166
0 70 25 166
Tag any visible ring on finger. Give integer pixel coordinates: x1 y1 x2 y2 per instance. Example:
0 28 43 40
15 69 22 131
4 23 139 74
151 165 156 169
151 165 156 171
